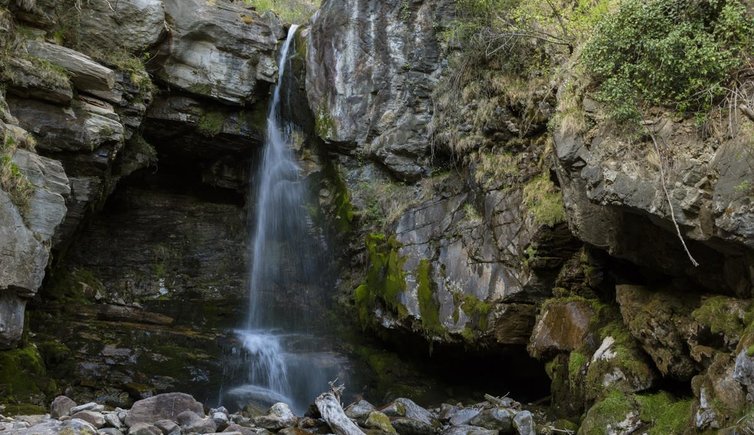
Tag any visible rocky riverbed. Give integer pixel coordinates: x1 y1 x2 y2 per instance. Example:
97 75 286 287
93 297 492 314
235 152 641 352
0 391 563 435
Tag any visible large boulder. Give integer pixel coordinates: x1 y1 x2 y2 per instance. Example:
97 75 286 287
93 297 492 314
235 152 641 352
616 285 700 380
76 0 166 55
153 0 284 105
553 91 754 296
125 393 204 427
307 0 455 180
528 298 595 359
0 144 69 349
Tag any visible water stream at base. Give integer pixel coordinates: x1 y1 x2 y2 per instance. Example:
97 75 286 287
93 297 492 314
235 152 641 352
223 25 344 414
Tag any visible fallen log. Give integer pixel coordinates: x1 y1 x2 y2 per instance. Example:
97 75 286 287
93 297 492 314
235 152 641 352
315 385 365 435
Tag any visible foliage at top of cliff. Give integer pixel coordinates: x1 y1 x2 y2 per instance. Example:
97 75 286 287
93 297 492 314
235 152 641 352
243 0 320 24
582 0 754 123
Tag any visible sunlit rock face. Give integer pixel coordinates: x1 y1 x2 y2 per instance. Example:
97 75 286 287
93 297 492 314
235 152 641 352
306 0 454 181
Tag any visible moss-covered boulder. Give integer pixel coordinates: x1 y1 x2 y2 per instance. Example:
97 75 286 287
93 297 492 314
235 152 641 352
616 284 701 380
579 391 692 435
528 298 597 359
692 352 746 431
583 322 657 402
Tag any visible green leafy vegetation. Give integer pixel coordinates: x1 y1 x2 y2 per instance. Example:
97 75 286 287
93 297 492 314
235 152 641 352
242 0 320 24
583 0 754 123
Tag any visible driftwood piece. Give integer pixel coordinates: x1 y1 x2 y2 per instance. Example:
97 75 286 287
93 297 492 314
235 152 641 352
315 385 365 435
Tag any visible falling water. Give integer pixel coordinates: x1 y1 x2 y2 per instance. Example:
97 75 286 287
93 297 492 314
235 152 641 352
224 25 345 414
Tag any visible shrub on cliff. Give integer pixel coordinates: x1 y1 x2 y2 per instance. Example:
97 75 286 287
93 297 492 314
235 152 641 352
582 0 754 123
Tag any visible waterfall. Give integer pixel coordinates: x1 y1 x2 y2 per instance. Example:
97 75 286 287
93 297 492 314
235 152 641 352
224 25 345 415
246 24 306 329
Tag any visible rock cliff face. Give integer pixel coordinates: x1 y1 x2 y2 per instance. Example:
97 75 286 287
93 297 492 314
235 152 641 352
305 0 754 431
306 0 454 181
554 105 754 296
0 0 753 431
0 0 284 403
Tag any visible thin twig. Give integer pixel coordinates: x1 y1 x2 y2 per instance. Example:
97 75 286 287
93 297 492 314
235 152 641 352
647 130 700 267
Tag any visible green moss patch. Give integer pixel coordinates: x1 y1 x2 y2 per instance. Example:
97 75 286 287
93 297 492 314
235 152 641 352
692 295 753 343
353 234 408 327
42 267 104 303
0 345 54 404
197 110 227 137
416 259 443 336
459 294 491 331
315 108 335 139
522 174 566 227
636 392 692 434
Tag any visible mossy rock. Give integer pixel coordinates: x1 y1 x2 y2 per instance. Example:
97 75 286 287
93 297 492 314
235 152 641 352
42 267 104 303
0 344 55 404
354 233 409 327
584 321 657 401
692 295 753 349
579 390 693 435
416 259 444 337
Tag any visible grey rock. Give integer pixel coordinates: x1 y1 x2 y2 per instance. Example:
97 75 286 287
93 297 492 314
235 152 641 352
12 418 98 435
177 410 218 434
307 0 455 180
512 411 535 435
104 413 123 429
553 108 754 296
52 176 103 248
71 403 104 414
212 411 229 430
468 408 514 432
391 417 434 435
381 398 435 426
26 41 115 94
98 428 125 435
252 403 296 431
61 183 247 301
50 396 77 418
734 350 754 402
127 423 162 435
12 149 70 239
3 56 73 104
0 291 27 350
72 410 106 429
448 408 481 426
125 393 204 427
223 423 257 435
77 0 165 55
154 419 179 434
8 96 124 153
345 400 376 425
154 0 283 105
443 425 498 435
